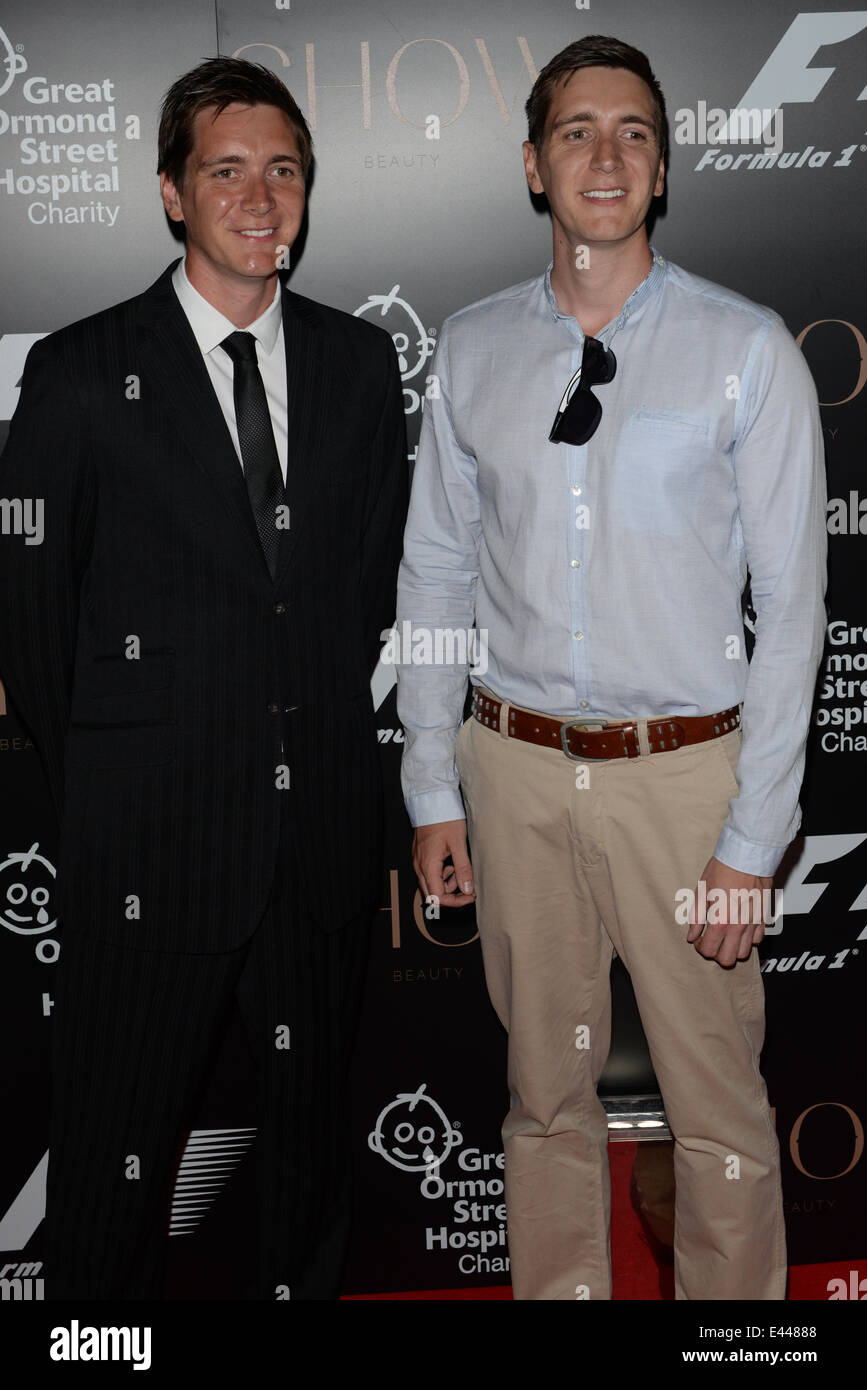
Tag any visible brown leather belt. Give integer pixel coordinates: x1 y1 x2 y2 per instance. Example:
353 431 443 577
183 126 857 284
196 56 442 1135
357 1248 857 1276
470 687 741 762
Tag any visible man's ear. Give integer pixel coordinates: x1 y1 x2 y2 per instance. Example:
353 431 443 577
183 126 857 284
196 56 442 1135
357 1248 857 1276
654 156 665 198
523 140 545 195
159 170 184 224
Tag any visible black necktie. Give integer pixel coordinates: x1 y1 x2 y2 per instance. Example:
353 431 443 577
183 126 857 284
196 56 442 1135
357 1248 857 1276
220 331 284 580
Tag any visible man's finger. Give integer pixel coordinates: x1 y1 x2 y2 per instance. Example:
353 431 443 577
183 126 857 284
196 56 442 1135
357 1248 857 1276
450 848 474 898
685 882 703 943
696 924 723 959
412 850 430 902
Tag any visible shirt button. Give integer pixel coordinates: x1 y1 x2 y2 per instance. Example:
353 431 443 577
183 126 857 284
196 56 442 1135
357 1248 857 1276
274 602 287 614
571 559 581 569
573 631 584 641
572 485 582 496
580 700 590 709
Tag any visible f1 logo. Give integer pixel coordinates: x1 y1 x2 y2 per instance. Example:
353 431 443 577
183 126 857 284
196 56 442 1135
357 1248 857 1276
0 334 46 424
778 832 867 938
734 11 867 117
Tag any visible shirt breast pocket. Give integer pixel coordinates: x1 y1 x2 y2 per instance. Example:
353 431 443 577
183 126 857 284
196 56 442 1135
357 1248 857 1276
615 410 715 535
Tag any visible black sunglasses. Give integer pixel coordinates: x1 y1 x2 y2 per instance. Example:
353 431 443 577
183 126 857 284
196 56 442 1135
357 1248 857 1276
549 336 617 445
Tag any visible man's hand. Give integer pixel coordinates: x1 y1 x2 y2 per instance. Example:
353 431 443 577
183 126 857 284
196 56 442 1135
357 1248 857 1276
686 855 773 966
412 819 476 910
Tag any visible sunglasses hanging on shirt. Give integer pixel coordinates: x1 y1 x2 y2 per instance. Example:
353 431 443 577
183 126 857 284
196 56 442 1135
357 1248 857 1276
549 335 617 445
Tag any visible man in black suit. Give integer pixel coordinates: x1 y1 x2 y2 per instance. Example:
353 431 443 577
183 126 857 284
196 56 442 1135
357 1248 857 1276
0 57 407 1300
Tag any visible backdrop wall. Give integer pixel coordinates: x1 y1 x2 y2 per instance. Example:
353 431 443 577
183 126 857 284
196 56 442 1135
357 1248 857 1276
0 0 864 1299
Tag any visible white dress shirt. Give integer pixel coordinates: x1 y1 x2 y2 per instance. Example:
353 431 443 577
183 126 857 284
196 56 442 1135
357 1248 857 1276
171 256 289 484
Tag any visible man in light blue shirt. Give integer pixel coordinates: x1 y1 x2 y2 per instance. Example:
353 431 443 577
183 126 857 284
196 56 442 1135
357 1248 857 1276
395 35 826 1300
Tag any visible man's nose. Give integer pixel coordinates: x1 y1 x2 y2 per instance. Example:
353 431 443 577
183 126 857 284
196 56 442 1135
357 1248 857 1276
591 132 623 169
243 172 274 211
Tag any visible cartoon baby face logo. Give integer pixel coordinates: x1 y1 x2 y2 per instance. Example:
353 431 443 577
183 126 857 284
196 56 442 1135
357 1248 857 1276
368 1083 462 1173
353 285 435 384
0 28 27 99
0 842 57 935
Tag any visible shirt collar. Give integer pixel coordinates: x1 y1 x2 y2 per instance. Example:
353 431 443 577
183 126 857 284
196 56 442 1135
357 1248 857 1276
542 243 667 339
171 255 283 358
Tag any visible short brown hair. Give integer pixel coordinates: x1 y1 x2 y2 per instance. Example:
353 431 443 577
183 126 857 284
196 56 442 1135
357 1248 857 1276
526 35 667 162
157 56 313 189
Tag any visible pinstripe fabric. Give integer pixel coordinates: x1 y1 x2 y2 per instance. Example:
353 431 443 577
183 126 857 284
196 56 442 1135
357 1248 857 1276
44 797 371 1300
0 260 406 1298
0 260 409 951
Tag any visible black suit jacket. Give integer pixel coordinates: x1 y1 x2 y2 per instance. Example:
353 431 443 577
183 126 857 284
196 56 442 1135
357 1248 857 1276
0 260 408 952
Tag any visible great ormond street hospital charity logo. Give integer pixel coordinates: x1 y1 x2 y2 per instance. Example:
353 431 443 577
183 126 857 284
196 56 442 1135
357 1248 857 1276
0 27 26 99
369 1083 462 1173
0 843 57 935
353 285 434 385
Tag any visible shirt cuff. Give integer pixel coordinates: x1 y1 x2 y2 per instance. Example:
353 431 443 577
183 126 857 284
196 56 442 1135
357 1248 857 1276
712 823 787 878
404 787 467 829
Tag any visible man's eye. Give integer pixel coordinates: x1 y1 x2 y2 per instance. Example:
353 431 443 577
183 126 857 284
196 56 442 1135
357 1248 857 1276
565 129 588 140
272 166 296 177
624 130 647 140
214 168 236 178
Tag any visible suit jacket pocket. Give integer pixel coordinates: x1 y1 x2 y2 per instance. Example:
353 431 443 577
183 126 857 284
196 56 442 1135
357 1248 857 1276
70 649 176 751
84 647 175 696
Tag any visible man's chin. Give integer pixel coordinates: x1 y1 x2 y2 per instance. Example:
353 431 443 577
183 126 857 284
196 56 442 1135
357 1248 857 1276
237 261 281 278
220 255 284 283
187 244 287 284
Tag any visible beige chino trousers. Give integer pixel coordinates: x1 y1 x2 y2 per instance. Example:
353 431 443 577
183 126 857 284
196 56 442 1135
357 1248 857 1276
455 693 787 1301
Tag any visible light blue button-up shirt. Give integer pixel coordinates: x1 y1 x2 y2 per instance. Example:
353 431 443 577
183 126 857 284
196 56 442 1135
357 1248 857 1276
395 248 828 876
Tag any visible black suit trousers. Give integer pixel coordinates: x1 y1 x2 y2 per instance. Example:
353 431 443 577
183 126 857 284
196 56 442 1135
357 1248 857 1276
44 790 371 1301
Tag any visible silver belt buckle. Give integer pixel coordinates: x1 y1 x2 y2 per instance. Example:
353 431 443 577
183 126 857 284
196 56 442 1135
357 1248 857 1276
559 717 610 761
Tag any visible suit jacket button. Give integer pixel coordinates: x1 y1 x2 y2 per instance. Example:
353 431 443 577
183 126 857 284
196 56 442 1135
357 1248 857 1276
267 702 280 714
273 602 286 614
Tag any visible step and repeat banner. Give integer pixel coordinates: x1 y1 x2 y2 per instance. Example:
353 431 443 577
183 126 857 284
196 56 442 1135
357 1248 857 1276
0 0 865 1300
